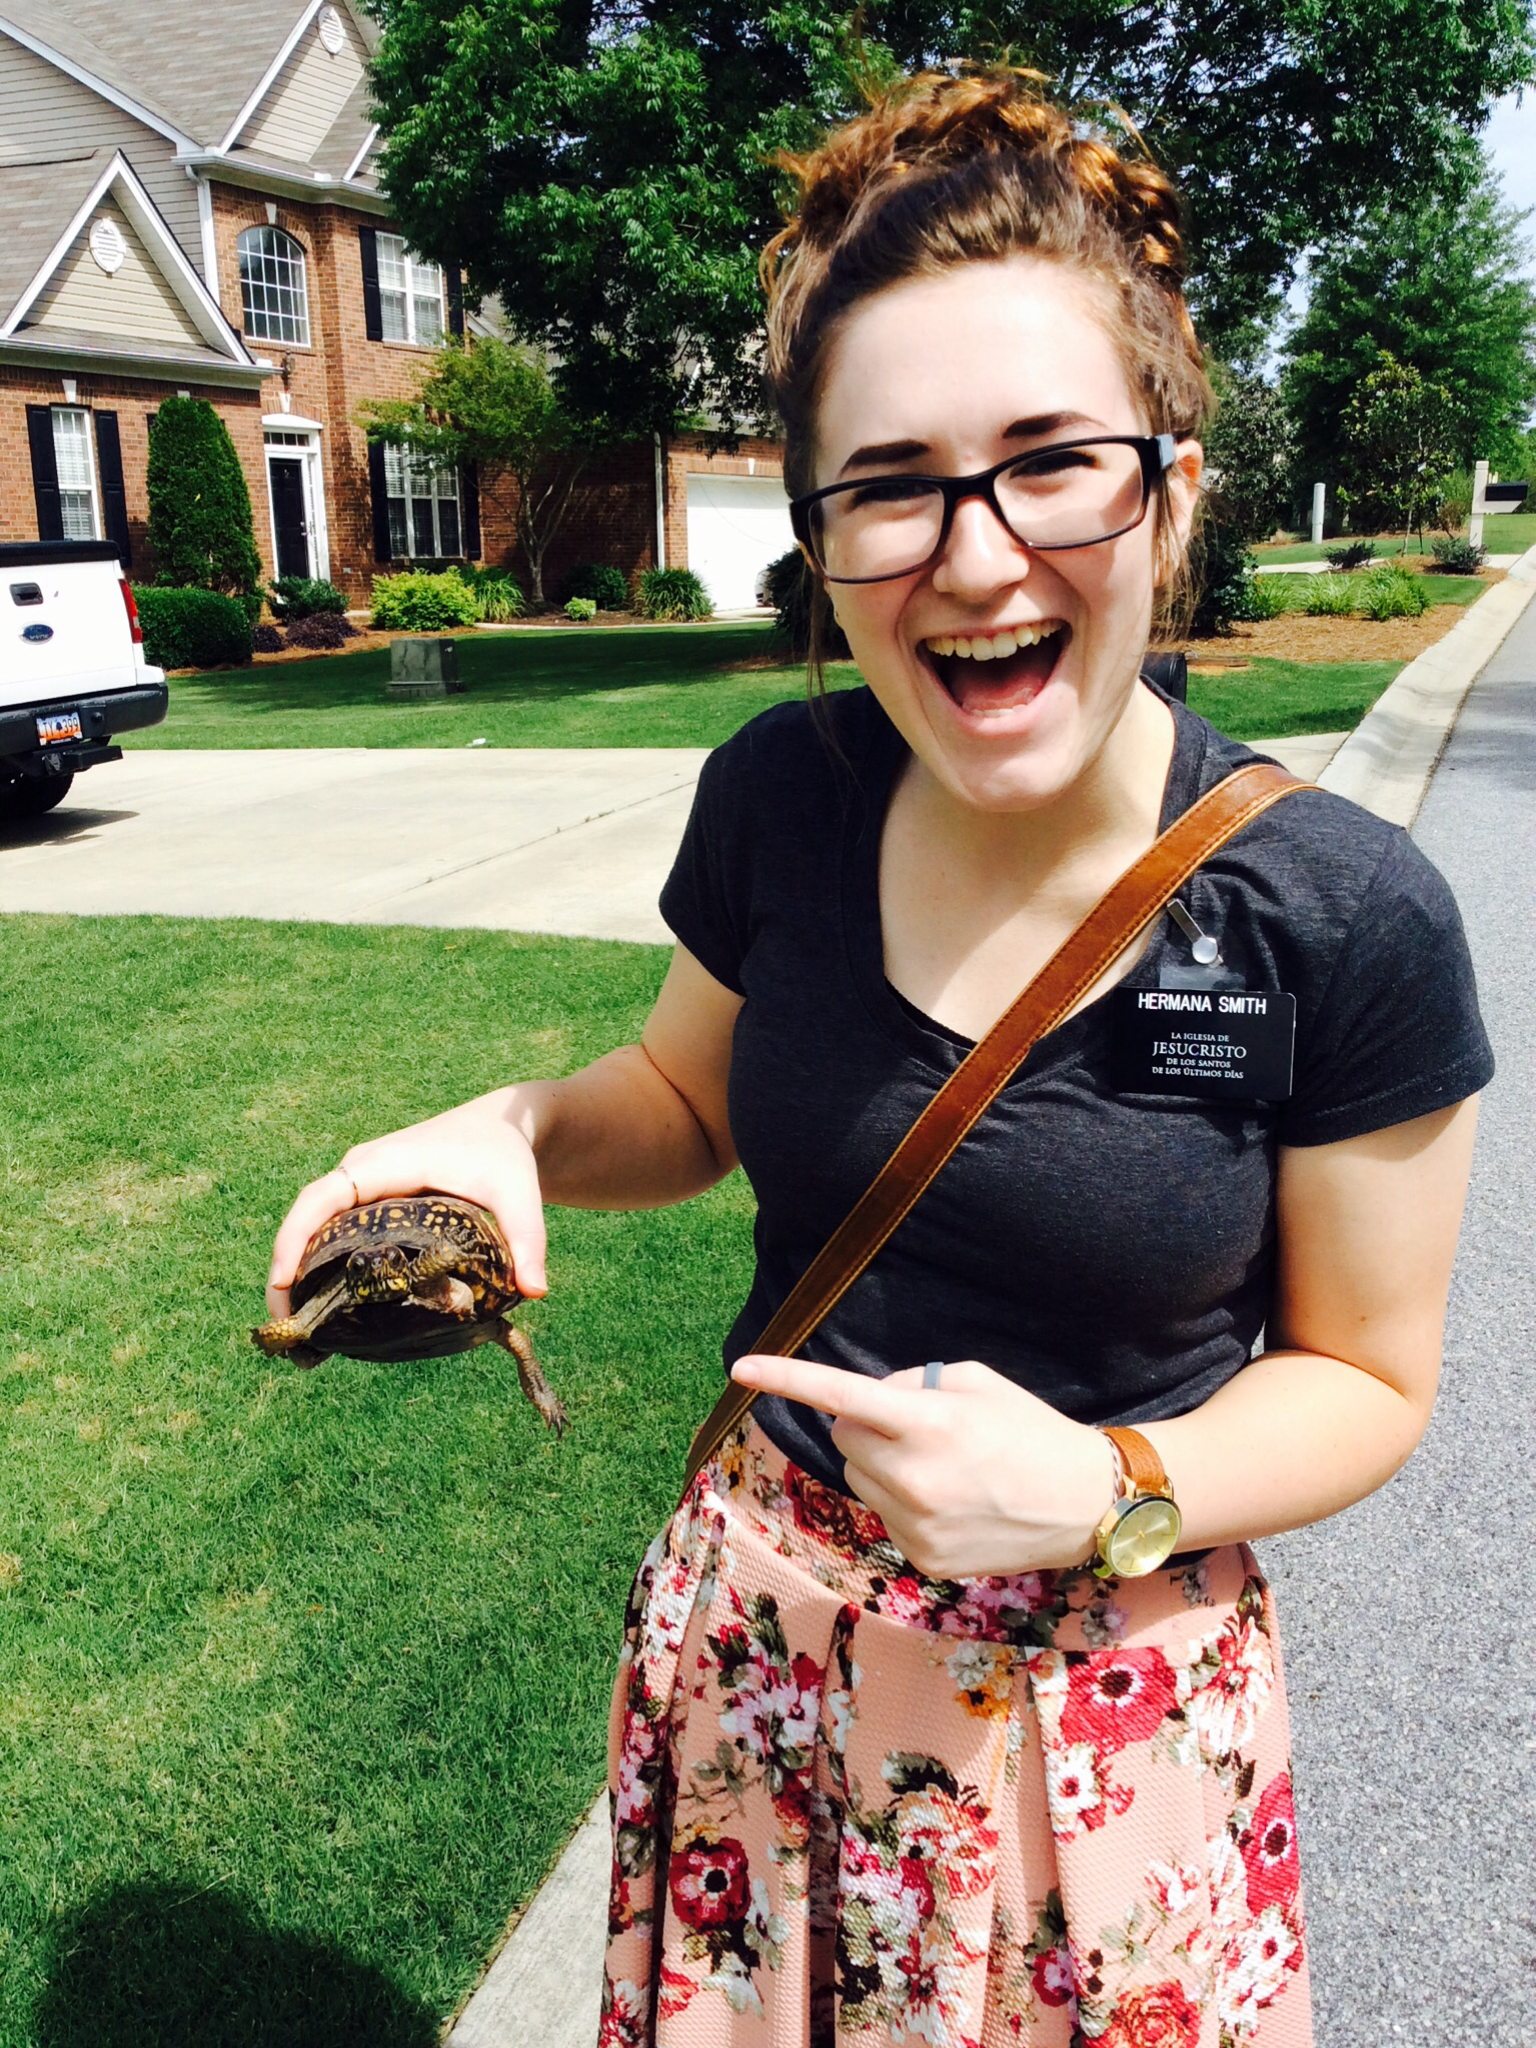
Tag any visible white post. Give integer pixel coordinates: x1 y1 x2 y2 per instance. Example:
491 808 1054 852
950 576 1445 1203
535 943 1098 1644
1310 482 1326 545
653 431 667 570
1469 459 1489 550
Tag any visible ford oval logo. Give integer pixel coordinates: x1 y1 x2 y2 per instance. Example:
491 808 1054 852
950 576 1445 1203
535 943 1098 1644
22 622 53 642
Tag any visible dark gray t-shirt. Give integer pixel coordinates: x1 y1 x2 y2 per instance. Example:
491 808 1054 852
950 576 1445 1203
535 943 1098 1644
660 684 1494 1493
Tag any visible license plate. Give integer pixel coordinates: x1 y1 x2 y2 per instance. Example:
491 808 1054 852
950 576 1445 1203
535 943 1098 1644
36 711 82 745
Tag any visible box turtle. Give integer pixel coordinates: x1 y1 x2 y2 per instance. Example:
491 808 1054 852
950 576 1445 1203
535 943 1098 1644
251 1194 566 1434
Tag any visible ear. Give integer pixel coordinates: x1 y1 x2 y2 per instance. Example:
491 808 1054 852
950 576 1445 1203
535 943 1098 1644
1155 437 1205 587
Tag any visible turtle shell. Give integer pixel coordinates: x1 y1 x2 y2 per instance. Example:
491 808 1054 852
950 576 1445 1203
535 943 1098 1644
290 1194 520 1363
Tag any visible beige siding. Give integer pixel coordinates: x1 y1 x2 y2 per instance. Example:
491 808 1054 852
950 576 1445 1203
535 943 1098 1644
0 38 201 263
243 11 367 166
29 206 205 347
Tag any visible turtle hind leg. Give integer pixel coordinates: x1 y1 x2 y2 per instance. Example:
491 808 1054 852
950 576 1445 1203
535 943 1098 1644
478 1320 568 1437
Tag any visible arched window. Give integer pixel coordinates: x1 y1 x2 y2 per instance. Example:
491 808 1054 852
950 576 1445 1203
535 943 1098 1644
238 226 310 346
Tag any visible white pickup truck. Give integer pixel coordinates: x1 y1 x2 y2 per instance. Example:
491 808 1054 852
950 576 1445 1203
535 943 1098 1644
1 539 168 822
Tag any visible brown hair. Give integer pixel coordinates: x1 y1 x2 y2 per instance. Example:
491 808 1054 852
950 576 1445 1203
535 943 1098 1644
761 68 1212 639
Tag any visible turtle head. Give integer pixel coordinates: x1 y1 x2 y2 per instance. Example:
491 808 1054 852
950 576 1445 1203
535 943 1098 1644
346 1244 412 1301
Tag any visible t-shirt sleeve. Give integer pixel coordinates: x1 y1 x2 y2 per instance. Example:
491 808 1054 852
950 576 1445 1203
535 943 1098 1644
1279 830 1495 1145
658 743 751 995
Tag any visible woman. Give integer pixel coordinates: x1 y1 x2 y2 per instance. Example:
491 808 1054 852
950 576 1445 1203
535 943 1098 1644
269 72 1492 2047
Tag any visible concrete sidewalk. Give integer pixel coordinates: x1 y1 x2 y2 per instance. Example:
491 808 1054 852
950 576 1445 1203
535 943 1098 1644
0 735 1342 942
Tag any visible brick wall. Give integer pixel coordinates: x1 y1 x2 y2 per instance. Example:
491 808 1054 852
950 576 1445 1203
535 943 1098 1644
663 431 786 574
0 363 264 579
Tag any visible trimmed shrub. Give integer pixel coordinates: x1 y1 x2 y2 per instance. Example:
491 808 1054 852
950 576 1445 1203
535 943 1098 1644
285 612 358 649
564 563 630 610
565 596 598 622
763 546 851 660
1427 535 1486 575
270 576 347 619
1323 541 1376 571
1300 573 1357 617
1191 516 1260 635
1359 563 1430 620
252 624 283 654
146 395 262 599
370 569 480 631
635 566 712 622
133 585 253 669
462 566 526 621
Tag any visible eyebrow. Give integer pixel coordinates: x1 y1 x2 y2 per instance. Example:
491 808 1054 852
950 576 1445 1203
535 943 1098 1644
836 411 1106 478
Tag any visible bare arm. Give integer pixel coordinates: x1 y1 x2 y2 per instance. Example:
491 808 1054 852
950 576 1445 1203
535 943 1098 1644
266 945 742 1314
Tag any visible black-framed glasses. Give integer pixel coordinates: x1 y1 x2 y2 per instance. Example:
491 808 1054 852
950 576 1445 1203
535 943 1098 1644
789 433 1183 584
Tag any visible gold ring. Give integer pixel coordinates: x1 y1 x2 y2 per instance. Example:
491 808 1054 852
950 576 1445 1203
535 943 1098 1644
334 1165 361 1210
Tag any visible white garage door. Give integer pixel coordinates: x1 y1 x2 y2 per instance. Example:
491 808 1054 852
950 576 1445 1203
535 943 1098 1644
685 473 794 612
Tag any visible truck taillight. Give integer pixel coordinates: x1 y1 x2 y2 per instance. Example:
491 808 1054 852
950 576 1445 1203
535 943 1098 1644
119 578 143 645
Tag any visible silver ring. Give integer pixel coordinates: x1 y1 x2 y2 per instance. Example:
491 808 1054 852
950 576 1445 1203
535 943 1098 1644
923 1359 944 1390
333 1165 361 1210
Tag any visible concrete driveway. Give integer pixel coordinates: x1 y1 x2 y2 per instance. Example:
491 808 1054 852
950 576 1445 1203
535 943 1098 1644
0 733 1343 943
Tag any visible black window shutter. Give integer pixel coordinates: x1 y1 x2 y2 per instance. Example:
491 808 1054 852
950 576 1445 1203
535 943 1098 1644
26 405 63 542
460 460 480 558
447 272 464 338
95 410 132 567
359 225 383 341
368 439 392 561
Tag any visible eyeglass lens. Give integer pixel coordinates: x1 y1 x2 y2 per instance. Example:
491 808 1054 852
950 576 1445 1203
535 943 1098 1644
811 442 1149 581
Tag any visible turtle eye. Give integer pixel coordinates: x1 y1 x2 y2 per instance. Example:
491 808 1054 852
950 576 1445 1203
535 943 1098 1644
347 1250 369 1276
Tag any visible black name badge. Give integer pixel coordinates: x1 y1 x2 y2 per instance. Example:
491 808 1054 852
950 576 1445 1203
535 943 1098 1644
1114 988 1296 1100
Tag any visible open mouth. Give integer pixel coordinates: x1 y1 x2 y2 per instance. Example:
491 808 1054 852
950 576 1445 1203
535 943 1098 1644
920 621 1069 717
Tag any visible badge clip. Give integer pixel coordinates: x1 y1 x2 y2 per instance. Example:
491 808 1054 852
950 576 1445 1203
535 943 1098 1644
1167 899 1221 966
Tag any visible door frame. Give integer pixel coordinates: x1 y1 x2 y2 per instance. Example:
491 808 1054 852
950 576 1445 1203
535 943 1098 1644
262 417 330 584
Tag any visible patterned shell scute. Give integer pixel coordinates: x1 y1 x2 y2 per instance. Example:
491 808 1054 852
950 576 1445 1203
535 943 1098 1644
290 1195 520 1363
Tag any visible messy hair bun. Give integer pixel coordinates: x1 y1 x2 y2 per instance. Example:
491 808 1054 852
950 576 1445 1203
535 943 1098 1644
763 67 1211 552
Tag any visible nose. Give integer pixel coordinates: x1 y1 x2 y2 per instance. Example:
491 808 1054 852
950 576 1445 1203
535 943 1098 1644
929 490 1033 599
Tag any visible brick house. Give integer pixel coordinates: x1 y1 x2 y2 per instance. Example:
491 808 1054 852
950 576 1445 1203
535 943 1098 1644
0 0 791 609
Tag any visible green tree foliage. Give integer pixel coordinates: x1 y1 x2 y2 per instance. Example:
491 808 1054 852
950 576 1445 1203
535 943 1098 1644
1337 351 1462 539
1203 364 1298 542
1284 168 1536 486
145 395 261 598
360 338 598 606
368 0 1534 433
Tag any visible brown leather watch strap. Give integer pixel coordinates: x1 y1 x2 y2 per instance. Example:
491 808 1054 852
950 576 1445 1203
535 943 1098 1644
1102 1425 1173 1500
679 759 1308 1495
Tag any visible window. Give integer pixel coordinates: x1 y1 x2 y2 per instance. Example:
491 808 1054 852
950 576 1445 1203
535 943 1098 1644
238 226 311 346
52 408 100 540
383 442 461 557
376 232 444 345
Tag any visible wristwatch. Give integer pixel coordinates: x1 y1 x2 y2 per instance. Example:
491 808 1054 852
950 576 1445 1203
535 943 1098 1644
1091 1426 1182 1578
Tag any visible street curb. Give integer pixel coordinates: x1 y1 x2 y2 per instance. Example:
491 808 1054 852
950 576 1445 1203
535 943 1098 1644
1317 545 1536 825
442 1793 609 2047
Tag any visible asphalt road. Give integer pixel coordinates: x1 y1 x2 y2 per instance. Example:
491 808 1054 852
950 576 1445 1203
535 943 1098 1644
1259 613 1535 2045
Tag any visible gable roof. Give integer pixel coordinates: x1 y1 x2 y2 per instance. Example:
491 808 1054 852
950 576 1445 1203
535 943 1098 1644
0 148 263 374
0 0 380 186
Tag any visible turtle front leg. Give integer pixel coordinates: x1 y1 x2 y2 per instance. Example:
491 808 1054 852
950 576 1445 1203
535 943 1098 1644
479 1320 568 1436
251 1277 349 1367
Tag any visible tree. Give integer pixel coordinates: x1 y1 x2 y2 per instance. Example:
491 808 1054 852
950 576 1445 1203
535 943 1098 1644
1283 166 1536 489
1337 351 1462 541
359 339 597 606
368 0 1535 434
146 395 261 598
1202 363 1298 543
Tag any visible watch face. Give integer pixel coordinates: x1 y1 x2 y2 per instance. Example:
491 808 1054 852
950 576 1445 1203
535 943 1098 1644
1105 1496 1182 1577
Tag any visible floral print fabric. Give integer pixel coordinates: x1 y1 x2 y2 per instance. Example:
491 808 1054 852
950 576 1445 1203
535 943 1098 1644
603 1423 1312 2047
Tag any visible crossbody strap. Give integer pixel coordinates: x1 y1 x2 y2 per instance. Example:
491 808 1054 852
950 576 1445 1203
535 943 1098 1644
680 759 1309 1494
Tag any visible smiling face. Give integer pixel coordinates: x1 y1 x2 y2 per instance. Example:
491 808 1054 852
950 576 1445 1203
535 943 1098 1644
811 256 1203 812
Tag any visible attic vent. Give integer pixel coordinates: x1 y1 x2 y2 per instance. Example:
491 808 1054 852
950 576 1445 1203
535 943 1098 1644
89 216 127 275
317 5 345 53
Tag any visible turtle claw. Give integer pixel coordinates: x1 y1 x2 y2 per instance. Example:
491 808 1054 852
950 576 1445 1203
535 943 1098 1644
495 1321 569 1436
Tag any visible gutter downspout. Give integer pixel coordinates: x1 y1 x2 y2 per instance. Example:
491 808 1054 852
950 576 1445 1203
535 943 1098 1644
653 431 667 570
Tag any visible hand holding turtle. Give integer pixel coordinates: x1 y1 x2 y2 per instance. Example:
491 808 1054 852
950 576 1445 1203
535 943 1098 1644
728 1354 1117 1579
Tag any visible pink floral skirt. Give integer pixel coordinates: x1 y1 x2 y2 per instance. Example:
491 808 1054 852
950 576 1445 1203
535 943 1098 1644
602 1421 1313 2047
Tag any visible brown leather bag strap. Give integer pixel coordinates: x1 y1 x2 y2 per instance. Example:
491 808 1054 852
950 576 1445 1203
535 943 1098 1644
680 760 1308 1493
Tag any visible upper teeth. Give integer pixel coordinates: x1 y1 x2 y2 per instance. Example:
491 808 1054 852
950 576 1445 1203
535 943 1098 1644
924 623 1062 660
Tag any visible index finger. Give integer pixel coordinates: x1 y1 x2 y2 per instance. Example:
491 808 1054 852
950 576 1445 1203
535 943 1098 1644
730 1355 933 1437
266 1167 366 1314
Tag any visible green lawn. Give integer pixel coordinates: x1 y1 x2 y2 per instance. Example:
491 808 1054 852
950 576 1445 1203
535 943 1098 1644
1254 511 1536 563
0 913 753 2047
131 622 1402 751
